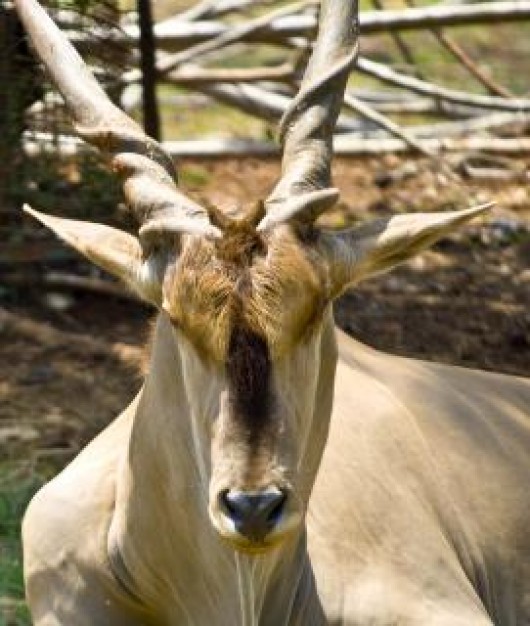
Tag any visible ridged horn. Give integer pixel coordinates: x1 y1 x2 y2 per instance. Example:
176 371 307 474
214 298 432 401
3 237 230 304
15 0 220 244
259 0 359 231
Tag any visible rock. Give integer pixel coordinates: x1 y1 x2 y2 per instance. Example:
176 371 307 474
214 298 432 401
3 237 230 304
518 269 530 284
480 217 529 246
43 292 75 312
373 162 418 188
0 424 39 444
21 364 55 385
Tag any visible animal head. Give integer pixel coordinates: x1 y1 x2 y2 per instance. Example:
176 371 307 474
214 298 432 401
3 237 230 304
17 0 491 553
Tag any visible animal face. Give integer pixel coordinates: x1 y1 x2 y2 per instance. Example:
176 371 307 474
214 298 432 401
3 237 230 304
27 199 490 554
161 215 335 552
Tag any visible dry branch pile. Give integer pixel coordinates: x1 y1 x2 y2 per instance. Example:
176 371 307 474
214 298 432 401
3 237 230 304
21 0 530 168
123 0 530 163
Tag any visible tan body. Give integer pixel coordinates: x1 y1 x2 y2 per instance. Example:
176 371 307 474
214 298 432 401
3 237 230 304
23 317 530 626
14 0 529 621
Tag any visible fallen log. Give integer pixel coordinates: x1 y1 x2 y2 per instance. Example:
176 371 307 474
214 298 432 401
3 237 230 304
115 2 530 51
23 133 530 158
171 0 265 23
123 0 315 83
188 82 363 131
159 63 296 85
63 2 530 53
162 136 530 157
1 271 139 301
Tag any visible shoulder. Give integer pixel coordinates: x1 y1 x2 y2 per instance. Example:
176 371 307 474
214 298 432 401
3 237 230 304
23 410 131 575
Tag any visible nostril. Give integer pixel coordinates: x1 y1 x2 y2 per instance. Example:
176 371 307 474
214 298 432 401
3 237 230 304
220 489 240 520
219 489 287 541
266 492 286 525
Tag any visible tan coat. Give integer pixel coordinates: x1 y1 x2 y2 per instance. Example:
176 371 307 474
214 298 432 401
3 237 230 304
23 317 530 625
13 1 529 622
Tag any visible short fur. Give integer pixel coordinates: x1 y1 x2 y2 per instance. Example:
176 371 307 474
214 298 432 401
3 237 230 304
164 217 326 361
17 0 530 622
227 323 272 441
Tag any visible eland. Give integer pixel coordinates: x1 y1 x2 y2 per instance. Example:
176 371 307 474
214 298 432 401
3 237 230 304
15 0 530 623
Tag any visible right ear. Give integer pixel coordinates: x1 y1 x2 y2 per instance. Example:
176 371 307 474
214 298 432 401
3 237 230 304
320 203 493 296
24 205 165 305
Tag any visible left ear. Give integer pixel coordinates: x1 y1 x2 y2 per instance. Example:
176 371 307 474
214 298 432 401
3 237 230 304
24 205 164 305
322 203 493 294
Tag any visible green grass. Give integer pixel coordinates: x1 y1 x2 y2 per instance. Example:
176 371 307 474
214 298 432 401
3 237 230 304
179 164 212 189
0 464 49 626
157 84 271 141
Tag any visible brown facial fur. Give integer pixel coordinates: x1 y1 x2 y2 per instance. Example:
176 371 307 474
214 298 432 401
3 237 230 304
163 206 328 362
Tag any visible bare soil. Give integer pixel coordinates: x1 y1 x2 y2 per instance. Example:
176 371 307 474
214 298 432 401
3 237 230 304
1 155 529 465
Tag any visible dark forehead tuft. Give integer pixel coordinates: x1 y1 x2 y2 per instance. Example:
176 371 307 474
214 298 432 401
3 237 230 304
226 324 271 427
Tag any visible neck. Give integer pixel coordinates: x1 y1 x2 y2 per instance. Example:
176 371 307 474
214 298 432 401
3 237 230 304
108 313 336 624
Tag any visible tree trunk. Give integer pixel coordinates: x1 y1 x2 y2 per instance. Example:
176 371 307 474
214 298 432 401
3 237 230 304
0 4 43 215
137 0 161 140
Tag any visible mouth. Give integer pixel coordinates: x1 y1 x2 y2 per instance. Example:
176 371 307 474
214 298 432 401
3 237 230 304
215 521 301 555
219 533 283 555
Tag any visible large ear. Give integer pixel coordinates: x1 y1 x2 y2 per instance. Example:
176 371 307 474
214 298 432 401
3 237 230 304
24 205 164 305
322 203 493 295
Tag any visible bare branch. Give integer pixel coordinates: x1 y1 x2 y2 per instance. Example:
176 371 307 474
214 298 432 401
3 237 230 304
168 0 272 23
370 0 425 79
356 57 530 111
161 63 297 85
193 82 293 123
401 0 512 98
115 2 530 52
184 82 363 132
360 1 530 34
333 134 530 155
350 97 481 119
343 94 435 156
154 1 317 81
24 135 530 158
123 2 315 85
398 111 530 139
429 30 513 99
162 136 530 157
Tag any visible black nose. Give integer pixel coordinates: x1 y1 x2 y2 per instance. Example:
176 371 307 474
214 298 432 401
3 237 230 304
221 489 287 542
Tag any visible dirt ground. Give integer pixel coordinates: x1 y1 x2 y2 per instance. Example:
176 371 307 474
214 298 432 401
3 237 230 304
1 155 529 465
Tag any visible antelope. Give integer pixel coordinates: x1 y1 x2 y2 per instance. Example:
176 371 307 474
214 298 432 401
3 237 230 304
15 0 530 624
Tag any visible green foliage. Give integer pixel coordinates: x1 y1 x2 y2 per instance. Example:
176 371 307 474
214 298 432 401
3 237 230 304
8 150 122 226
180 165 211 189
158 86 269 141
0 464 49 626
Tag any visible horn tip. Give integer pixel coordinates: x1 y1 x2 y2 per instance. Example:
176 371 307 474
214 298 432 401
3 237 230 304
22 204 43 221
256 214 275 233
470 201 496 214
458 201 496 221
